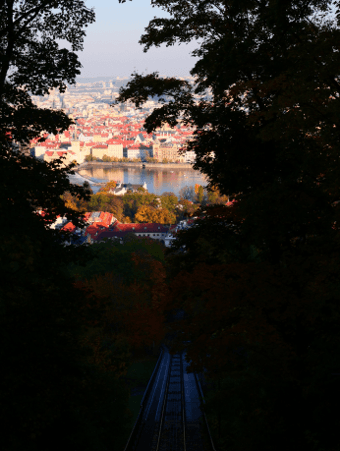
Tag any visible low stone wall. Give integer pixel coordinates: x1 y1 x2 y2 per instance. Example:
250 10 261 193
76 161 195 171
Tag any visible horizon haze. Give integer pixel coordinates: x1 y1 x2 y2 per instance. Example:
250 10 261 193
75 0 199 79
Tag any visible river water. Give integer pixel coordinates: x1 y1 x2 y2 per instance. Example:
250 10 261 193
78 165 207 196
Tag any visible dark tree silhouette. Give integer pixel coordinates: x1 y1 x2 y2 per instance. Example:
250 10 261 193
0 3 131 450
118 2 340 450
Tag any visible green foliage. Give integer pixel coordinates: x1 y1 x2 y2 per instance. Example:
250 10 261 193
122 191 158 221
197 185 204 204
88 193 124 221
160 192 178 212
85 154 98 162
206 188 219 205
68 237 165 283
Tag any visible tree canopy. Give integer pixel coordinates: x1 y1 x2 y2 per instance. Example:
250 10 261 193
0 2 134 450
118 1 340 450
117 0 340 259
0 0 95 232
1 0 95 143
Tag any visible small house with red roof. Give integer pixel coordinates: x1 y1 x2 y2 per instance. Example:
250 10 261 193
95 222 169 243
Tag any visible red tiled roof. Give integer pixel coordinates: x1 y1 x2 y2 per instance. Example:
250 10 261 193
61 221 76 232
107 139 123 145
85 223 109 239
83 212 115 237
99 211 114 227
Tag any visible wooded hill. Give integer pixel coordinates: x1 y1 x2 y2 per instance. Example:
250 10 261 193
2 1 340 450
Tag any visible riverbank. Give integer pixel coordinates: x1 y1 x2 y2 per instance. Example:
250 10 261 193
75 161 195 172
68 171 103 186
75 161 207 196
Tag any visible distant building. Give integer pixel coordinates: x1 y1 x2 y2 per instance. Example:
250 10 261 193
110 181 147 196
107 140 123 158
44 150 76 164
91 144 109 159
34 145 50 159
126 145 149 160
153 142 185 162
184 150 196 163
95 222 169 243
164 219 196 247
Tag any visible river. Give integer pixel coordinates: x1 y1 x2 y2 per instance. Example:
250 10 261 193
78 164 207 196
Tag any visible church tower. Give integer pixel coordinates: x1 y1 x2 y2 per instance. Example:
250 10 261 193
71 126 80 153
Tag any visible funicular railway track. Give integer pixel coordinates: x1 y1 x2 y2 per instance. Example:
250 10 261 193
124 348 214 451
153 353 186 451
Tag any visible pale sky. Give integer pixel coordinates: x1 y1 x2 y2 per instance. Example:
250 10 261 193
76 0 199 79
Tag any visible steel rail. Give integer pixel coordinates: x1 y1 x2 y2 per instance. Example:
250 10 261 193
140 347 165 408
155 353 172 451
155 352 187 451
180 352 187 451
194 372 217 451
123 347 165 451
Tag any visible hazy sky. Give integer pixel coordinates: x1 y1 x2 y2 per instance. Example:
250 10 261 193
76 0 199 79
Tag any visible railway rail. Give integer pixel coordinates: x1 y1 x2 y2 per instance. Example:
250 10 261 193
124 348 215 451
153 353 185 450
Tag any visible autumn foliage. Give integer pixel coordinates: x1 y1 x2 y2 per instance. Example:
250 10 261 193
98 180 117 193
135 205 176 224
73 239 169 377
